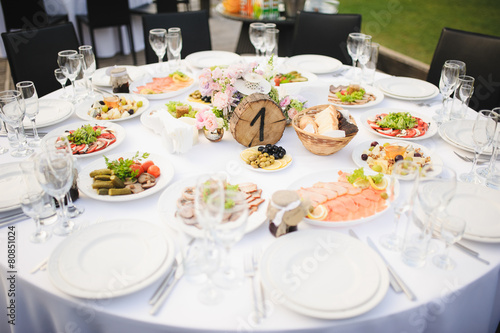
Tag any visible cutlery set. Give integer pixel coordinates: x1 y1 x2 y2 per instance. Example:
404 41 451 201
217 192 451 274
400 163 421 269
453 151 494 164
244 250 267 323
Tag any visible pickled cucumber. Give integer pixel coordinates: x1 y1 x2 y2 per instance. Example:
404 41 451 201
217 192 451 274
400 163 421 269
91 180 115 189
89 169 112 177
109 188 132 196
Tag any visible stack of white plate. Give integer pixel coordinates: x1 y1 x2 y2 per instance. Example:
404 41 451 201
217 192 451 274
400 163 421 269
48 219 175 298
260 229 389 319
0 162 23 212
185 51 242 69
438 119 493 154
285 55 342 74
375 77 439 101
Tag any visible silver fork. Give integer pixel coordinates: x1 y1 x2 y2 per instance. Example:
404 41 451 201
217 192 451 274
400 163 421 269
244 253 262 324
252 249 266 318
453 151 489 164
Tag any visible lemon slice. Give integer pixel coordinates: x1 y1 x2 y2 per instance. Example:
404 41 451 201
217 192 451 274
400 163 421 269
307 204 328 220
368 177 388 190
262 160 282 170
240 149 258 163
353 179 370 189
281 154 292 166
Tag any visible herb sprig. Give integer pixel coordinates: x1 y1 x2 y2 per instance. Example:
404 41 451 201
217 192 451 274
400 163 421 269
104 151 149 180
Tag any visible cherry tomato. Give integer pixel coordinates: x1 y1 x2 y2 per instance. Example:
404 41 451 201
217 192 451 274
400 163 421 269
130 163 144 178
274 77 281 86
141 160 154 171
147 165 161 178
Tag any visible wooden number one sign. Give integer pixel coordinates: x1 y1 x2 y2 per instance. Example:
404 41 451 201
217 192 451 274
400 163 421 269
230 93 286 147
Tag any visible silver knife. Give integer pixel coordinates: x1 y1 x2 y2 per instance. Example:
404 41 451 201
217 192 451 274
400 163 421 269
349 229 402 294
367 237 416 301
148 260 177 305
453 243 490 265
150 254 185 315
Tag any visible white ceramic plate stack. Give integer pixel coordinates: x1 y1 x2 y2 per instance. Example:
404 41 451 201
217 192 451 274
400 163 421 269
92 66 149 87
48 219 175 298
285 55 342 74
375 77 439 101
78 152 175 202
438 119 493 155
22 99 74 129
259 230 389 319
0 162 23 212
185 51 242 69
157 175 267 238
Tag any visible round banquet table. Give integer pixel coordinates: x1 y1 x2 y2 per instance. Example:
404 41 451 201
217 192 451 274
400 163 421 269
1 57 500 333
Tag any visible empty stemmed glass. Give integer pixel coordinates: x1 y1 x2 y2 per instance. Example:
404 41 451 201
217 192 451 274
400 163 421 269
54 68 69 99
212 189 249 289
264 28 279 57
356 35 372 81
434 61 460 124
149 28 167 70
57 50 78 101
36 135 75 236
79 45 97 98
168 27 183 69
0 90 33 157
167 31 182 71
249 22 266 57
379 160 419 251
476 107 500 179
459 110 498 183
346 32 366 79
16 81 41 147
433 214 466 270
450 75 475 120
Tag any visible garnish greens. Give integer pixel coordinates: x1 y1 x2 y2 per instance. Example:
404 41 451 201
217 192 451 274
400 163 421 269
104 151 150 180
165 101 197 118
376 112 417 130
66 125 101 145
169 71 187 78
336 88 365 103
347 168 384 184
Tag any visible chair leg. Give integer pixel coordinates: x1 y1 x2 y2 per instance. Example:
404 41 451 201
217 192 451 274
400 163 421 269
127 24 137 65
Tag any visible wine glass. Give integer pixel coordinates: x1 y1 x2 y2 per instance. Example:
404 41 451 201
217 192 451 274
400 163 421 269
168 27 183 69
167 32 182 71
79 45 97 98
35 135 75 236
450 75 475 120
346 32 366 78
476 107 500 179
434 62 460 124
212 189 249 289
249 22 266 57
459 110 498 183
20 191 52 243
264 28 279 57
57 50 78 101
379 160 419 251
54 68 69 99
433 214 466 270
149 28 167 68
356 35 372 82
0 90 33 157
16 81 40 147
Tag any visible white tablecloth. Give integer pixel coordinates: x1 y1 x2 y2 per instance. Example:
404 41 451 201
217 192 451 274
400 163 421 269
0 59 500 333
0 0 151 58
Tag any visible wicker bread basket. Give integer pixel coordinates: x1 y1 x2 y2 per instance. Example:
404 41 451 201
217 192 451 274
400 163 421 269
292 104 357 155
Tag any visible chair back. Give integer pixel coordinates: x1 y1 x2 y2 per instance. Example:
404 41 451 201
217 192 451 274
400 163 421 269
2 22 80 97
157 0 179 13
427 27 500 111
291 12 361 65
86 0 131 28
142 10 212 63
0 0 51 31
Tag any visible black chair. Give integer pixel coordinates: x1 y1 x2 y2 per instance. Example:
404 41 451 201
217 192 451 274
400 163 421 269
427 27 500 111
130 0 191 15
76 0 137 67
0 0 68 32
2 23 80 97
142 10 211 64
291 12 362 65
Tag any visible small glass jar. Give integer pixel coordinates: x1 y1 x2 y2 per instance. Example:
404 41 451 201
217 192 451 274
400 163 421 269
109 67 131 93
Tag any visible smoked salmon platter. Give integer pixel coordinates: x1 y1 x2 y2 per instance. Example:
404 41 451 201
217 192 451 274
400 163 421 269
130 71 196 100
289 168 399 227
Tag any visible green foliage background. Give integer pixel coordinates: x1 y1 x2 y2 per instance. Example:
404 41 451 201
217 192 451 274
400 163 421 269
338 0 500 64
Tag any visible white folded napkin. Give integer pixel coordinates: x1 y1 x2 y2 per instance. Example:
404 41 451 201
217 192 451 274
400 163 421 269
148 111 196 154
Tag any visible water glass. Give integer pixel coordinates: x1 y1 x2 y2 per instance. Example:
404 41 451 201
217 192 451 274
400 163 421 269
149 28 167 65
20 192 52 243
249 22 266 57
450 75 474 120
346 32 366 79
57 50 78 101
433 214 466 270
264 28 279 57
54 68 69 99
0 90 33 157
434 62 460 124
16 81 41 147
168 27 183 69
79 45 96 98
166 31 182 71
357 35 372 81
362 42 379 85
477 107 500 179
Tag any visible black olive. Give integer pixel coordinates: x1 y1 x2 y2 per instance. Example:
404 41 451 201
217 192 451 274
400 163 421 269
99 100 105 105
395 155 404 162
281 148 286 155
128 109 134 115
361 154 368 161
262 148 268 153
370 141 379 147
258 146 264 152
266 144 272 149
414 152 422 157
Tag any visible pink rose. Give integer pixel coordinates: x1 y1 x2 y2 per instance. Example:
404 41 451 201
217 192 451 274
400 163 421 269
288 108 298 119
203 111 219 131
195 110 206 130
280 96 291 108
213 90 231 109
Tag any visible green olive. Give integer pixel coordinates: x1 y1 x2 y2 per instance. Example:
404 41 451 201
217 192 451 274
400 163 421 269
137 101 143 107
372 165 383 172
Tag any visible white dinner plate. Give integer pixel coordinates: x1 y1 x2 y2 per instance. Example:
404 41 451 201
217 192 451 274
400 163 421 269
42 121 126 159
48 219 175 299
22 99 74 129
78 152 175 202
157 175 267 238
129 72 197 100
438 119 493 155
260 230 389 319
185 51 242 69
328 85 385 109
360 108 438 140
272 66 318 96
92 66 149 87
0 162 23 212
375 77 439 100
288 168 397 227
75 94 150 122
285 55 343 74
351 139 443 179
